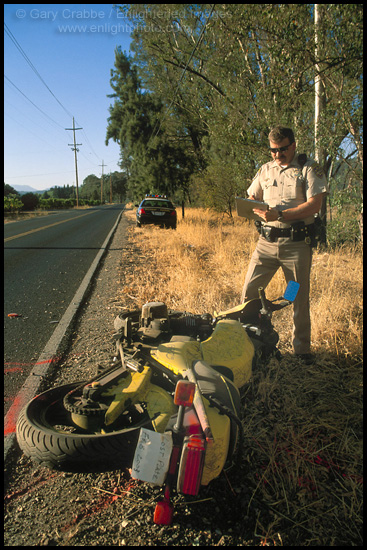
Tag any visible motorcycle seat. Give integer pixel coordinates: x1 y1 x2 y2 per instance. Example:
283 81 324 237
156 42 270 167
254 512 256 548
209 364 234 381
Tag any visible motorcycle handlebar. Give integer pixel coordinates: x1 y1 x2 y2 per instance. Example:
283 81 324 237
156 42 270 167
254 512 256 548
258 287 293 313
269 300 292 311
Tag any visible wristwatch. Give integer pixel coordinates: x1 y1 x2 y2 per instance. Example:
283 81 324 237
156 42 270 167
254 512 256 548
277 210 284 222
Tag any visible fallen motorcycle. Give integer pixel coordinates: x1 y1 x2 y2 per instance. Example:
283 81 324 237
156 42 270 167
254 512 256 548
16 281 299 524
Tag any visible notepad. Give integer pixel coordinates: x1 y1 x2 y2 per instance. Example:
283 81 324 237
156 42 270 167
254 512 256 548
235 197 269 222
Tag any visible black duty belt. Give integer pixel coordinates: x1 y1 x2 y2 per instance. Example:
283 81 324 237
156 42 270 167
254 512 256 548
262 226 292 238
259 222 315 243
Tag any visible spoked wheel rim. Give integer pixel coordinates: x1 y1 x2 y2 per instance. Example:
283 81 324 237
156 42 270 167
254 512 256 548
16 382 152 471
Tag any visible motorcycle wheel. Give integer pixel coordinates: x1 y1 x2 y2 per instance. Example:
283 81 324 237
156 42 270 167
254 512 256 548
16 382 144 471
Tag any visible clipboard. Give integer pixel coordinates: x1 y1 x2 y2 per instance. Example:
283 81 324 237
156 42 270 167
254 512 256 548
235 197 269 222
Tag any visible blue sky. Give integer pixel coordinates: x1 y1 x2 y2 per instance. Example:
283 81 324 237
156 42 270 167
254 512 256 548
4 4 134 191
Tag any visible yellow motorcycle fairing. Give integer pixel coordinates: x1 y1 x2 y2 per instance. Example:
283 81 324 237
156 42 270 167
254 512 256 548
102 366 177 431
153 320 254 485
200 395 231 485
153 320 254 388
145 384 177 433
201 320 254 388
152 340 202 375
103 366 152 426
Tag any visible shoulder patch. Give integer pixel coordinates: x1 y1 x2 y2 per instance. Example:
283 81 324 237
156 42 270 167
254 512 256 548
309 161 325 178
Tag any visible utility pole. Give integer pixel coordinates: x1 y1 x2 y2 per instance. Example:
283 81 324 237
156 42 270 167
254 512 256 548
99 160 107 204
109 173 112 203
66 117 82 207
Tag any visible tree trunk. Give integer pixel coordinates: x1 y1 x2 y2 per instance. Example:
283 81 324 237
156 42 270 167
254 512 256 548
315 4 328 246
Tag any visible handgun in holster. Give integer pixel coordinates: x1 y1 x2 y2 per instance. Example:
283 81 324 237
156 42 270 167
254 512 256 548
254 220 262 234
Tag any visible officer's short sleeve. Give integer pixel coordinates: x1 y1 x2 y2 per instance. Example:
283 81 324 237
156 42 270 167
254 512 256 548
247 168 263 200
304 161 329 199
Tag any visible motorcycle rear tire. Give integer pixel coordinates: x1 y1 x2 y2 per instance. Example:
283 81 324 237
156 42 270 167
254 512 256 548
16 382 142 471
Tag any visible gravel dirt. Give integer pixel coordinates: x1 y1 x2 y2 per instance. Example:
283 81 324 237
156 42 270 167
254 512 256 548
4 213 263 547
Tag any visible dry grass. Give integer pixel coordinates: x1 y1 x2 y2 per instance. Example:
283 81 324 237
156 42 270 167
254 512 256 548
119 205 362 358
117 206 363 545
119 206 258 312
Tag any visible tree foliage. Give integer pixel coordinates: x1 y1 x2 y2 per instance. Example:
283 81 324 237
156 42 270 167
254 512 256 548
3 174 127 213
20 192 39 211
4 183 20 197
4 194 23 212
106 47 200 201
110 4 362 238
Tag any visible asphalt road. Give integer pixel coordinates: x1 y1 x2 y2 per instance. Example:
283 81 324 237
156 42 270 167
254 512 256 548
4 205 124 415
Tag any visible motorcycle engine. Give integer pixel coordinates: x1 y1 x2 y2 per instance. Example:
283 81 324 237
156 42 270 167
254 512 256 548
141 302 170 338
140 302 213 340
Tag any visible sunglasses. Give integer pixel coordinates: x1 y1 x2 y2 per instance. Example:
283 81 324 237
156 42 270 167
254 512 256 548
269 142 294 154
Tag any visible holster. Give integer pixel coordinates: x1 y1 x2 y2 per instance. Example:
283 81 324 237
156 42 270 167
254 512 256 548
291 221 316 246
261 226 276 242
305 222 317 247
290 221 307 242
254 220 262 235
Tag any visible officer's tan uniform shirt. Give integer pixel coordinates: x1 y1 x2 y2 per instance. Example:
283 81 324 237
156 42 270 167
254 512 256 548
247 153 329 227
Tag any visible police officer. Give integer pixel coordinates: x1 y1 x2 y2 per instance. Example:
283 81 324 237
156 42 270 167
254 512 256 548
241 126 329 364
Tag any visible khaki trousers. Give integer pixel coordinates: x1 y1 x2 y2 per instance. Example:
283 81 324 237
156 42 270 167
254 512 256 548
241 236 313 354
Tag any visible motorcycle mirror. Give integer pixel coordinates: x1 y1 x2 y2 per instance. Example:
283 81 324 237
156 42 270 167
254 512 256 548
283 280 300 302
174 380 196 407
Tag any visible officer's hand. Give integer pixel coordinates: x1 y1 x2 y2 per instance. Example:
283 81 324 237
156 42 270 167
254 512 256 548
253 207 278 222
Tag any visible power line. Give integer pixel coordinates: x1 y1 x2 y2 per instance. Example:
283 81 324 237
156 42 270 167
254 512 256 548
79 129 101 160
5 21 124 182
4 74 70 132
5 75 101 164
4 22 73 120
5 23 104 164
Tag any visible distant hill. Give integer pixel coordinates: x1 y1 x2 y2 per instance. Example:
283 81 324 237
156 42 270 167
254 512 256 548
12 185 50 195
